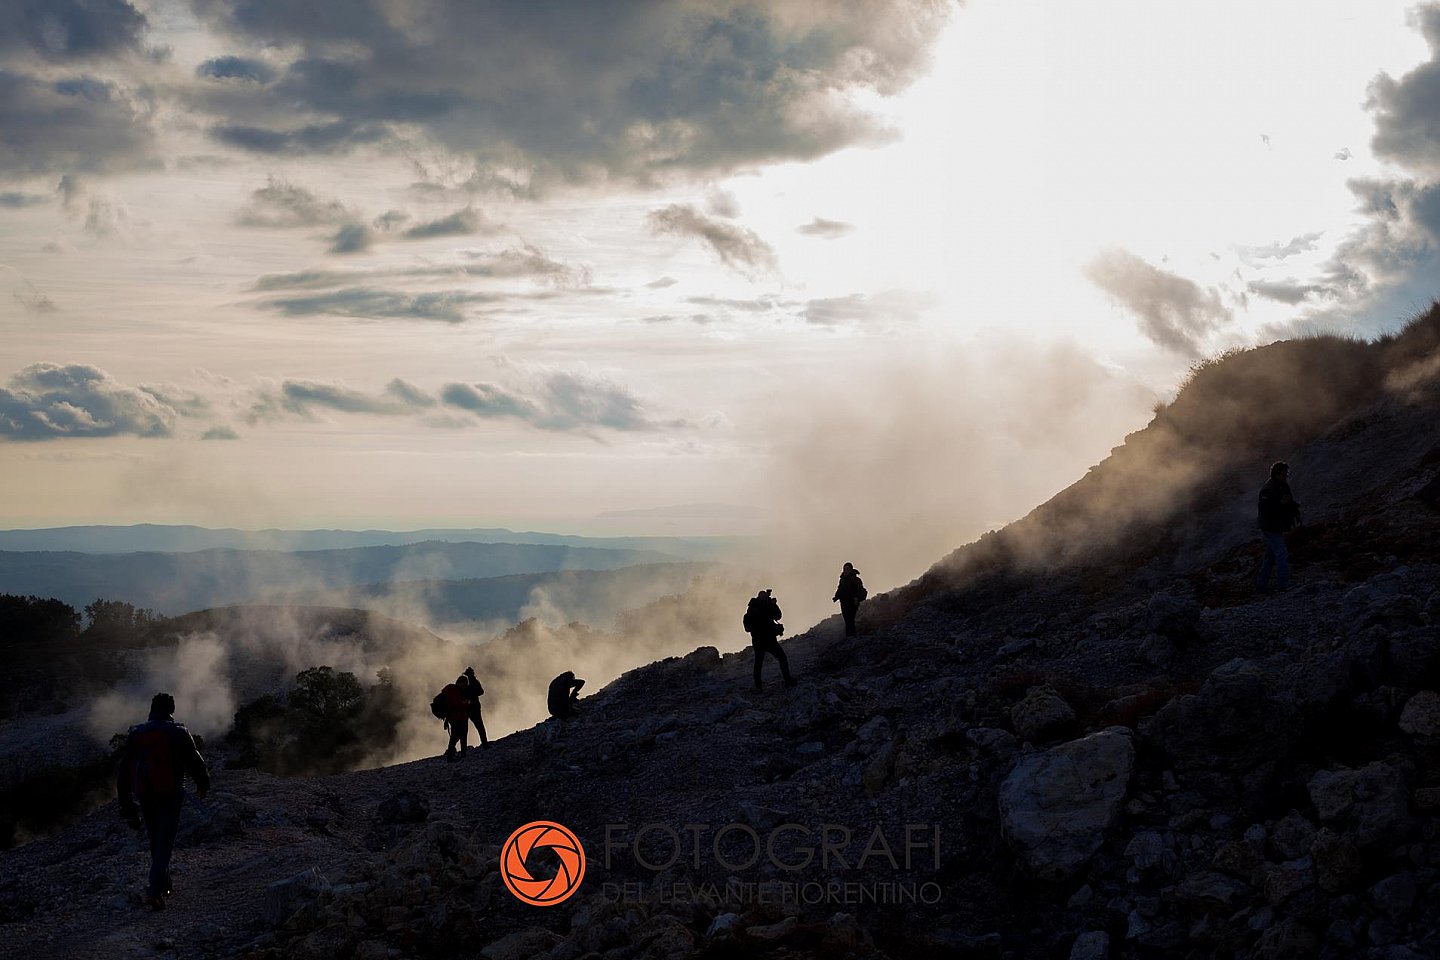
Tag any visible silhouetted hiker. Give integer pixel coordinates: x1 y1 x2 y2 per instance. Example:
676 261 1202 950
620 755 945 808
116 692 210 910
1257 460 1301 592
439 674 473 762
548 671 585 719
833 562 868 637
463 666 489 748
744 588 794 691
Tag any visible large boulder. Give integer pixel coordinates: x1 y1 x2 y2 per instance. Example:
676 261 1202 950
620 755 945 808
999 727 1135 881
1140 660 1297 771
1307 762 1412 850
1398 690 1440 738
1011 686 1076 743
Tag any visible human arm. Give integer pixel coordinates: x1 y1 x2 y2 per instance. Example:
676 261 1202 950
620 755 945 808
175 726 210 799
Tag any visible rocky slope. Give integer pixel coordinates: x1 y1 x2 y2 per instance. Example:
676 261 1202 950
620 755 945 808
3 310 1440 960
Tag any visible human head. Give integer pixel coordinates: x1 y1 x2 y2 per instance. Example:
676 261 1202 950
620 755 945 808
1270 461 1289 480
843 562 854 572
456 674 468 687
149 692 175 720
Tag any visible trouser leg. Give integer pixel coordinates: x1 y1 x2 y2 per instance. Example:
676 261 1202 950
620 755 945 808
1274 534 1290 587
1257 537 1275 587
141 797 182 899
472 708 488 746
772 641 793 683
752 640 765 688
841 600 858 636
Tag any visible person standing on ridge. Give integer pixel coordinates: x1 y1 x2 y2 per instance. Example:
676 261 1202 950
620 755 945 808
463 666 489 749
548 670 585 720
116 692 210 911
440 674 474 762
833 562 868 637
1256 460 1301 593
745 588 794 691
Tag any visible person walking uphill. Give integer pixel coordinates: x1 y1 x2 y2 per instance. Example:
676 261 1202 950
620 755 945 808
1257 460 1301 593
745 588 794 691
439 674 474 762
116 692 210 911
833 562 867 637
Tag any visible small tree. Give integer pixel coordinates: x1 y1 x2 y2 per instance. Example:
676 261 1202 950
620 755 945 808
288 666 363 719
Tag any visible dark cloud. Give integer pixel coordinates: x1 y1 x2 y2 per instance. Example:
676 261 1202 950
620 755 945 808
259 287 504 323
184 0 949 184
253 244 591 290
0 69 155 176
197 55 276 84
249 377 436 421
0 190 48 207
799 290 935 326
1247 279 1326 306
235 176 350 227
648 203 778 277
0 362 177 440
1084 248 1233 357
796 216 854 238
328 221 373 254
200 425 239 440
441 369 678 434
373 208 409 231
1368 5 1440 175
402 206 485 239
0 0 148 62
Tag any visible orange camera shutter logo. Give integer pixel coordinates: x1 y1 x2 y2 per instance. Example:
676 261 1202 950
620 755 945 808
501 821 587 906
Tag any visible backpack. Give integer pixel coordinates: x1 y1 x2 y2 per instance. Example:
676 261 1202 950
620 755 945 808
430 691 447 720
130 722 178 799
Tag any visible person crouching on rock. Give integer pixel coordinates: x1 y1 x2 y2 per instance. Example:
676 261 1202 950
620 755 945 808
441 674 473 762
833 562 867 637
745 588 795 691
548 671 584 720
1257 460 1301 593
117 692 210 911
463 666 489 749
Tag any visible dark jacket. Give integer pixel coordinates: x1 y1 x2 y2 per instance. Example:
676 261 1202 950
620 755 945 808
548 673 583 716
834 569 867 603
1258 479 1300 533
745 594 783 639
117 717 209 813
440 682 471 724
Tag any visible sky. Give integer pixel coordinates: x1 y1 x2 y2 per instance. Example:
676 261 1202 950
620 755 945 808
2 0 1440 581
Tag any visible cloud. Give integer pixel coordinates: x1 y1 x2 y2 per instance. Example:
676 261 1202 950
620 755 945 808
1368 5 1440 175
0 362 179 440
258 287 503 323
200 425 239 440
1235 230 1323 264
184 0 949 185
705 188 740 218
645 276 678 289
253 244 591 290
442 369 680 434
0 190 48 207
0 69 155 176
402 206 485 239
797 216 854 239
685 294 780 313
235 176 351 227
1247 279 1326 306
648 203 778 277
197 56 276 84
799 290 936 326
328 221 373 254
249 377 436 421
1084 248 1233 357
12 281 56 313
0 0 149 62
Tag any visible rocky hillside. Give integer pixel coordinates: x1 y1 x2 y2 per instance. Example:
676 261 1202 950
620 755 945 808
2 309 1440 960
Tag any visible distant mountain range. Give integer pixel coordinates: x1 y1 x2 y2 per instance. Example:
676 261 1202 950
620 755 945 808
0 524 748 561
0 540 688 615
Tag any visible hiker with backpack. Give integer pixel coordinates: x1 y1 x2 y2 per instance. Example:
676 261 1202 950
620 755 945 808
744 588 795 691
116 692 210 910
833 562 868 637
1256 460 1301 593
548 671 585 720
433 674 475 762
463 666 489 749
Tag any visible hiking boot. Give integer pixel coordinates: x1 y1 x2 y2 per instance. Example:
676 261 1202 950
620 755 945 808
444 752 457 763
144 895 165 911
753 682 763 693
164 874 173 896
